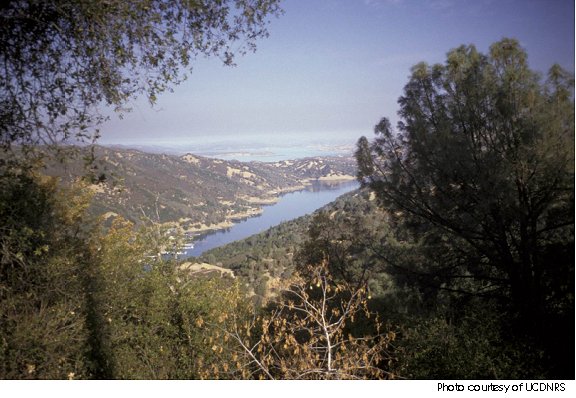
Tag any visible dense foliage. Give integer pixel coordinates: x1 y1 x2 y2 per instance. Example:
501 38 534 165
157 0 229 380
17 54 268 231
0 173 225 378
0 172 96 378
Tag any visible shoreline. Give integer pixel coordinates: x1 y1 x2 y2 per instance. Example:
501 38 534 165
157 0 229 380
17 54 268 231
182 177 356 236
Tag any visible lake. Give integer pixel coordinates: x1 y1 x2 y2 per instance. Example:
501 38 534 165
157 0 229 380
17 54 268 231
184 180 359 258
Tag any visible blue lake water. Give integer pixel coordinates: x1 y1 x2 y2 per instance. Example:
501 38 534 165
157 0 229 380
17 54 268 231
185 180 359 258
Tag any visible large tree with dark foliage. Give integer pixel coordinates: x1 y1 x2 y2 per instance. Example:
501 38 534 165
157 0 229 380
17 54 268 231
0 0 282 161
356 38 574 377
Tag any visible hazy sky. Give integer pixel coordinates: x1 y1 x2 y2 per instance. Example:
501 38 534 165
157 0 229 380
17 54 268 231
99 0 574 150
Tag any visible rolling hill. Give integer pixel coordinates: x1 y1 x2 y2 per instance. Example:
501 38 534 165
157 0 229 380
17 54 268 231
43 145 357 234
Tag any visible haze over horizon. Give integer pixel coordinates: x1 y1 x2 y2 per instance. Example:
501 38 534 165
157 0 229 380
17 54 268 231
99 0 575 157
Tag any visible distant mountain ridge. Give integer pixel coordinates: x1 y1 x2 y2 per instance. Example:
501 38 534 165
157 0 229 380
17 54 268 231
44 146 357 232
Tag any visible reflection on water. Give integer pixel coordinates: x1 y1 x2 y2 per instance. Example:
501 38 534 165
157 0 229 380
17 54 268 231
184 180 359 258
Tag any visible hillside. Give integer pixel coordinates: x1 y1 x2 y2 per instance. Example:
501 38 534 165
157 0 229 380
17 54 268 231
197 188 390 300
44 146 357 233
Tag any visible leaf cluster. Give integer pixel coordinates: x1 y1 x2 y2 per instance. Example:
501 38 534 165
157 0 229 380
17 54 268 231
0 0 282 161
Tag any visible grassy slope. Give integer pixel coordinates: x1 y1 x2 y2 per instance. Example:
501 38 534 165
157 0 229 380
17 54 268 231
43 146 357 229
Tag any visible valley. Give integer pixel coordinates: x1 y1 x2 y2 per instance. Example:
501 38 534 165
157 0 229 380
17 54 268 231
44 146 358 236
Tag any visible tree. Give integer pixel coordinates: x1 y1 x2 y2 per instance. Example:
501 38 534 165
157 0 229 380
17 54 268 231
93 217 251 379
296 191 392 293
220 261 397 379
356 39 574 377
0 172 99 378
0 0 282 161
